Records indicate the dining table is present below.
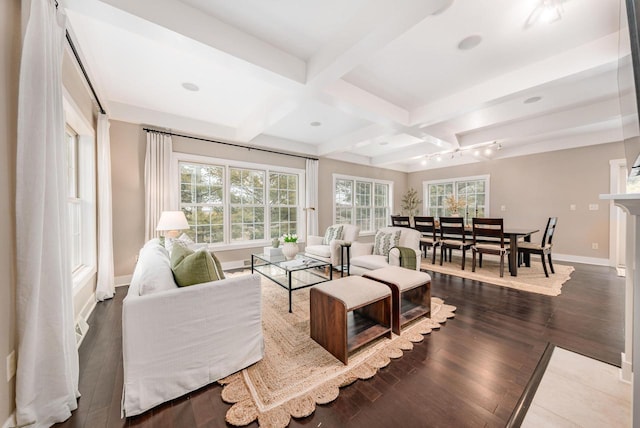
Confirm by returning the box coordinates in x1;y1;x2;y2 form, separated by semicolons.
502;228;539;276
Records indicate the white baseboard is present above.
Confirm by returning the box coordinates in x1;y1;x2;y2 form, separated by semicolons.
75;292;96;348
2;412;15;428
620;352;632;383
115;274;132;287
553;253;610;266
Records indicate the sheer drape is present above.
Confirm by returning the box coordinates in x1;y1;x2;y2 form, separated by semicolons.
305;159;319;236
15;0;80;425
96;114;114;301
144;131;173;241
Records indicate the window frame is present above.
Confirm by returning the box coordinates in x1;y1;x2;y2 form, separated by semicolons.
63;91;96;293
422;174;491;224
332;173;394;236
172;152;306;251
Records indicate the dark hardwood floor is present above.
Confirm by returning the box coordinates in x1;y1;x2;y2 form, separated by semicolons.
56;262;624;428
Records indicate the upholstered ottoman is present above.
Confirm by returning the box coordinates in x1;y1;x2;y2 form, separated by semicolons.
363;266;431;334
310;276;392;364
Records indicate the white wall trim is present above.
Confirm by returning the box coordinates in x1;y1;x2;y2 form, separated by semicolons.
553;253;610;266
115;274;133;287
2;412;15;428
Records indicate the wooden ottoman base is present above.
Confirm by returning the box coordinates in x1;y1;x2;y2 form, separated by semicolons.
310;277;392;364
364;266;431;335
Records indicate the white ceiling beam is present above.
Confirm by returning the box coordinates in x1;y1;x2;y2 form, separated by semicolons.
65;0;306;90
317;123;394;156
457;96;623;146
108;102;237;140
411;31;628;129
370;142;443;165
234;93;304;143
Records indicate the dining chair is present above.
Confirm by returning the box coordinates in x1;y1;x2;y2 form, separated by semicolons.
413;216;439;264
471;217;510;277
518;217;557;277
390;215;411;228
439;216;471;270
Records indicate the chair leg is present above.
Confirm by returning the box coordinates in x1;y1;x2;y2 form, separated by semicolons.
479;253;483;268
548;253;555;274
472;250;476;272
461;249;466;270
440;246;444;266
540;254;549;277
432;245;437;264
499;254;504;278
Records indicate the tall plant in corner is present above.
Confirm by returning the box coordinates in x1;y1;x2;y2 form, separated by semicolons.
400;187;422;216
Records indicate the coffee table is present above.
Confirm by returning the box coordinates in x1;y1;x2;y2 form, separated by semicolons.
251;253;332;313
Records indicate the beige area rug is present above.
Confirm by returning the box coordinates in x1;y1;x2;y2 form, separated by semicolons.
219;274;456;427
421;256;574;296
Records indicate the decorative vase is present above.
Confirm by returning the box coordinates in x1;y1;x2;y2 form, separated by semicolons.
282;242;298;260
272;238;280;248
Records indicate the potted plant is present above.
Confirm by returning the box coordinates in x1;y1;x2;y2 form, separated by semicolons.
400;187;422;218
444;195;466;217
281;233;298;260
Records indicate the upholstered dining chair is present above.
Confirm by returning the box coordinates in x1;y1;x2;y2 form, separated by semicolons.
439;216;472;270
518;217;557;277
471;217;510;277
413;216;439;264
390;215;411;228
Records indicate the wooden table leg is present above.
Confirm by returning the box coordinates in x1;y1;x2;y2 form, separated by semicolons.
509;235;518;276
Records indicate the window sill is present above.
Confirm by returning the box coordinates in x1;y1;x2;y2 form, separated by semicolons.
72;265;96;295
205;239;306;253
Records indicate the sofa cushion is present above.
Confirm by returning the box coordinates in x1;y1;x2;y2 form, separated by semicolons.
135;242;178;296
323;225;344;245
305;244;332;259
170;245;224;287
350;254;390;271
373;229;401;256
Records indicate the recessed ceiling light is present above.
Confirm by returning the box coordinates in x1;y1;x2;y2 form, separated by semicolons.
524;96;542;104
181;82;199;92
310;121;322;127
436;155;442;162
484;148;493;156
457;35;482;51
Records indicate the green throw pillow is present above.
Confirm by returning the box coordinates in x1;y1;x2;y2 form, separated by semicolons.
170;245;224;287
322;225;344;245
373;229;401;256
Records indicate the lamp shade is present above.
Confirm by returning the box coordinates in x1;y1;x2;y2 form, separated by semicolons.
156;210;190;231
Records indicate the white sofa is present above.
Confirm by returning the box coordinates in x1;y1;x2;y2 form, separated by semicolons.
121;239;263;417
349;227;422;276
304;224;360;267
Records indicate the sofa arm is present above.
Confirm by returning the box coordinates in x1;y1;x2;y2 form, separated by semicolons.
122;274;263;416
389;248;422;271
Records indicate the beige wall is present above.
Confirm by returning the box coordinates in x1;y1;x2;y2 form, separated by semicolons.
110;121;146;276
408;142;625;260
0;0;20;422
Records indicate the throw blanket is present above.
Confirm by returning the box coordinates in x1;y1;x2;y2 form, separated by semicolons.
391;246;416;270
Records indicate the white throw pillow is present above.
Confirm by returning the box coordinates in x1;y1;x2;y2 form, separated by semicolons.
373;229;401;256
322;225;344;245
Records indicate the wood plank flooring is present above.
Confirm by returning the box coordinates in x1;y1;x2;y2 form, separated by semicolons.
55;262;624;427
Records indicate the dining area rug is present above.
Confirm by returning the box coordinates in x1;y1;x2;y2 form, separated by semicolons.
219;273;456;427
421;256;574;296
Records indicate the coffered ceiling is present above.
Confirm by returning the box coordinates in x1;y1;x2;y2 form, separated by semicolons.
62;0;632;171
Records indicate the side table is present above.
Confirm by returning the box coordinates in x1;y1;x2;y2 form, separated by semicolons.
340;242;351;277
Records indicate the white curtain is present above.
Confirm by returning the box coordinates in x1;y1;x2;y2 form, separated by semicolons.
306;159;319;236
15;0;80;426
145;131;173;241
96;114;114;301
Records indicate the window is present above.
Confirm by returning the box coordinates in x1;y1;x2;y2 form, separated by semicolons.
63;95;96;290
423;175;490;225
333;175;393;234
176;155;303;247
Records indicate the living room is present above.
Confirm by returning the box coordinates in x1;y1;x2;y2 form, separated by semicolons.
1;0;638;427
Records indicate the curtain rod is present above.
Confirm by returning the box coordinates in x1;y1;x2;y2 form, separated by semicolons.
55;0;106;114
143;128;319;161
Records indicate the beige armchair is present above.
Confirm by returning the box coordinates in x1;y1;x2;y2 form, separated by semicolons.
349;227;422;276
304;224;360;267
